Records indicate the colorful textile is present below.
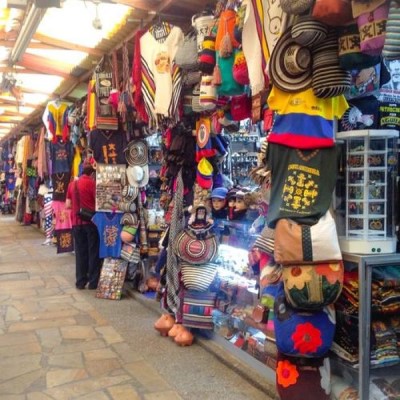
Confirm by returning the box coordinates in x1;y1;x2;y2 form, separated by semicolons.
267;87;348;149
92;212;123;259
266;143;338;228
52;172;70;202
182;289;217;330
52;201;72;230
45;101;70;143
140;24;184;127
50;141;74;174
89;130;127;165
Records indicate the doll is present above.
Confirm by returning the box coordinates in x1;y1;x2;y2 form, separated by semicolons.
210;187;228;220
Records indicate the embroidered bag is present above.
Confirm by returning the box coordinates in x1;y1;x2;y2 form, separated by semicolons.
217;54;244;96
311;0;353;26
274;283;336;358
230;94;251;121
182;289;217;330
357;3;389;56
282;261;344;310
174;30;199;71
383;0;400;60
274;211;342;265
276;353;331;400
120;242;141;264
180;262;218;291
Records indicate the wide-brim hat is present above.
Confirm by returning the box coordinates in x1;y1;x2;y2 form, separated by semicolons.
174;230;218;264
126;165;149;188
122;185;139;202
124;140;148;167
120;212;139;227
312;30;351;99
269;27;312;93
291;16;328;48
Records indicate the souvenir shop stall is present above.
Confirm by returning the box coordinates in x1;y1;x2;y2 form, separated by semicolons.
0;144;16;215
3;0;400;399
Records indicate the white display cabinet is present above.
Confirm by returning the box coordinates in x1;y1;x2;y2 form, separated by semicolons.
335;129;398;254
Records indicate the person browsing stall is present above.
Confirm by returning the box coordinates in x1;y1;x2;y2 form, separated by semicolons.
66;160;102;290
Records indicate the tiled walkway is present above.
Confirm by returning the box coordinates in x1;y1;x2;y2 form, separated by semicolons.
0;216;276;400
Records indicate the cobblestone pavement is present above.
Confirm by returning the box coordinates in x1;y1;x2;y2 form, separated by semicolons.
0;215;277;400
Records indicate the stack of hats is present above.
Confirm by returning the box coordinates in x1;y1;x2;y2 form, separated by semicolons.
197;157;214;189
312;29;352;99
125;140;149;188
120;212;139;243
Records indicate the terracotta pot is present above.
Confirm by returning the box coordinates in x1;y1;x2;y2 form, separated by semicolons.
174;328;194;346
154;314;175;336
168;323;186;339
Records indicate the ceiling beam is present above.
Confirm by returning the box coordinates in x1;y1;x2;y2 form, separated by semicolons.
32;33;104;57
18;53;79;79
0;66;49;74
0;97;38;108
110;0;161;12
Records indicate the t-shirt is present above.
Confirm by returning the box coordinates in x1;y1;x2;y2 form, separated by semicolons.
266;143;338;228
267;87;349;149
50;141;74;173
379;102;400;130
52;201;72;230
89;130;127;165
92;212;123;258
66;175;96;226
52;172;71;202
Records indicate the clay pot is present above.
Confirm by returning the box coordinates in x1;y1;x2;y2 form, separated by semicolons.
168;323;186;339
154;314;175;336
174;327;194;346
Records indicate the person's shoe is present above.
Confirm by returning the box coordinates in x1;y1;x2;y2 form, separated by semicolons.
88;285;97;290
76;285;86;290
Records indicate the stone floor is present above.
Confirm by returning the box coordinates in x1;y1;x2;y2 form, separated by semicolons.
0;215;277;400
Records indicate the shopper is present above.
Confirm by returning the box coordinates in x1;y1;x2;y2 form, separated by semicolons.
66;160;102;290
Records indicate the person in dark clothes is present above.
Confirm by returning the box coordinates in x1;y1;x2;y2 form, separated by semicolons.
66;160;102;290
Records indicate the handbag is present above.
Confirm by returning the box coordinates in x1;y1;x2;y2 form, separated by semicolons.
274;211;342;265
312;0;353;26
174;30;199;71
75;181;95;222
120;242;141;264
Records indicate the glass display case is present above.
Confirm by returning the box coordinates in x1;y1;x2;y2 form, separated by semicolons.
335;129;398;254
330;253;400;400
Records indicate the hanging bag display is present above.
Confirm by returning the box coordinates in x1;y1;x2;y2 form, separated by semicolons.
192;12;216;53
94;54;114;117
174;30;199;71
215;9;240;57
274;211;342;265
311;0;353;26
120;242;141;264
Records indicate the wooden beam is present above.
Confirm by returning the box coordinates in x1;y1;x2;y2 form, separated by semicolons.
0;97;38;108
32;33;104;57
0;67;46;75
110;0;160;12
18;53;78;79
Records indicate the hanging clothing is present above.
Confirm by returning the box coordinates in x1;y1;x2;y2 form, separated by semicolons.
242;0;288;94
37;128;48;179
140;24;184;127
43;100;70;143
92;212;123;259
50;141;74;173
89;129;127;165
267;87;349;149
52;172;71;202
266;144;338;228
132;29;149;124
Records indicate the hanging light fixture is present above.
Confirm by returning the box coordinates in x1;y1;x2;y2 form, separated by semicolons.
9;4;45;65
92;0;102;30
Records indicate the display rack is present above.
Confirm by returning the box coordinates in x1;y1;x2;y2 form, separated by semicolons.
335;129;398;254
332;253;400;400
